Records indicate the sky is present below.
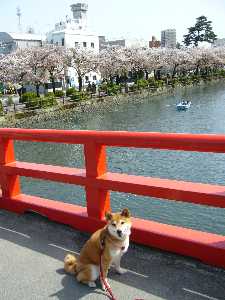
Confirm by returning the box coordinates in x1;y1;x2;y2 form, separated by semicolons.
0;0;225;42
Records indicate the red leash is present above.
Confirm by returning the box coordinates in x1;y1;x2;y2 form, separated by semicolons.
100;247;117;300
99;239;144;300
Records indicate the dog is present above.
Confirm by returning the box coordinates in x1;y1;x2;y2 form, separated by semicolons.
64;208;132;288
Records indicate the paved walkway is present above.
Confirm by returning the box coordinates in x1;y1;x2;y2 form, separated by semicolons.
0;210;225;300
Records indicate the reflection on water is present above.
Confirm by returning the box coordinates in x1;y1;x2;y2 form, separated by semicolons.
12;82;225;235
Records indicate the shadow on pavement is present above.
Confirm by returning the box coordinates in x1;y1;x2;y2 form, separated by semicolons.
0;210;225;300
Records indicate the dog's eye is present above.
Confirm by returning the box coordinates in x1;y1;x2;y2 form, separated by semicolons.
112;223;116;227
121;221;125;225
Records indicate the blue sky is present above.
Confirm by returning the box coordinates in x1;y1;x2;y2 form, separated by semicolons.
0;0;224;42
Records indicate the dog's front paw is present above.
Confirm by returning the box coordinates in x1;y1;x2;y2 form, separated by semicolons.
115;267;127;275
88;281;96;288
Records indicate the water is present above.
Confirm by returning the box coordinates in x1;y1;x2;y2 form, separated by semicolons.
12;82;225;235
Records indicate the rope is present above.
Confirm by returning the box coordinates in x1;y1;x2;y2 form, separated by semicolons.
100;247;117;300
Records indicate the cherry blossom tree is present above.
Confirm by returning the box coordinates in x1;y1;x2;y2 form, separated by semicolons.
25;47;50;97
67;47;98;91
42;46;67;94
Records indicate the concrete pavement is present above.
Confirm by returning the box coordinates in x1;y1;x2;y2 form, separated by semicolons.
0;209;225;300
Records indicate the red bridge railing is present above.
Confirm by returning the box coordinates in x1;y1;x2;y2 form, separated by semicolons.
0;128;225;268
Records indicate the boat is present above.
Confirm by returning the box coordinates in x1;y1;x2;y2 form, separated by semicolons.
176;100;191;111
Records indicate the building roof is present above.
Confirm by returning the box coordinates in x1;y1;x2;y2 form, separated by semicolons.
0;32;44;41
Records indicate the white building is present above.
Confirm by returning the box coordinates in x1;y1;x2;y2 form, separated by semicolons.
161;29;176;48
0;32;44;54
47;2;100;88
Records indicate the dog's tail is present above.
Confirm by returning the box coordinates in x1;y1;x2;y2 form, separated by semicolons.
64;254;77;275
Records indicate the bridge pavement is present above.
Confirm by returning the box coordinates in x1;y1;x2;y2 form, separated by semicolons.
0;209;225;300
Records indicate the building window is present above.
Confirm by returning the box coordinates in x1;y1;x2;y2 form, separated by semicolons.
75;42;79;47
85;76;89;82
93;75;97;81
91;42;94;48
62;38;65;46
50;39;53;44
83;42;87;47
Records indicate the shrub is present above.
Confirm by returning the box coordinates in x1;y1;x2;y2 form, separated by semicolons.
21;92;37;103
148;78;160;88
46;92;54;97
189;75;201;84
107;84;121;95
98;83;108;93
54;90;64;97
66;87;77;96
178;76;192;86
137;79;149;89
79;91;89;100
39;95;57;108
70;91;80;101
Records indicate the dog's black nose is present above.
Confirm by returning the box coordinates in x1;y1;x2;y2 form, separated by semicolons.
117;230;122;236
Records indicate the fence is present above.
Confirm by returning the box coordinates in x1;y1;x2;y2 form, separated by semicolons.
0;128;225;268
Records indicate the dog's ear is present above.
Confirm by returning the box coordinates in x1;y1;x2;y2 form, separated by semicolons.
121;208;131;218
105;211;113;221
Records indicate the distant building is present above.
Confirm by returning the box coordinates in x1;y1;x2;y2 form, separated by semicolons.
212;38;225;48
149;36;161;48
99;36;125;50
99;36;148;50
0;32;43;54
46;2;100;89
161;29;176;48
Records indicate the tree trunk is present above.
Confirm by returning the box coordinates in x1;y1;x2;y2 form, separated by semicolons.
36;84;40;97
195;65;200;75
51;77;56;94
145;71;149;80
78;75;83;92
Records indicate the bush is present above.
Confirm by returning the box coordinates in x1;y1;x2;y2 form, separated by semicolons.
66;87;77;96
98;83;108;93
189;75;201;84
218;69;225;77
178;76;192;86
107;84;121;95
70;91;80;101
148;78;160;88
46;92;54;97
136;79;149;89
21;92;37;103
39;95;57;108
54;90;64;97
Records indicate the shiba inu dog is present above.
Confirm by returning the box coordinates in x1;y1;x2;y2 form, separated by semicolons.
64;208;132;288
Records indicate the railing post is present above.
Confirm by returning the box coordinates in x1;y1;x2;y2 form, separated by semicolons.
84;142;110;220
0;138;21;198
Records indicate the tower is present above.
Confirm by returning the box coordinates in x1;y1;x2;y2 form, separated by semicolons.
70;2;88;30
16;6;22;32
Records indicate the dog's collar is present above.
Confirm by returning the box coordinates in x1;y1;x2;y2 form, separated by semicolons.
100;227;126;251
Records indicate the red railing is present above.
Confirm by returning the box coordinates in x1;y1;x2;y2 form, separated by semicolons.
0;128;225;268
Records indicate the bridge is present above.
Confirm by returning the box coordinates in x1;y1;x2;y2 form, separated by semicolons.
0;128;225;299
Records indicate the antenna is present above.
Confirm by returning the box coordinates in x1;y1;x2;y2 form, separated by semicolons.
16;6;22;32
